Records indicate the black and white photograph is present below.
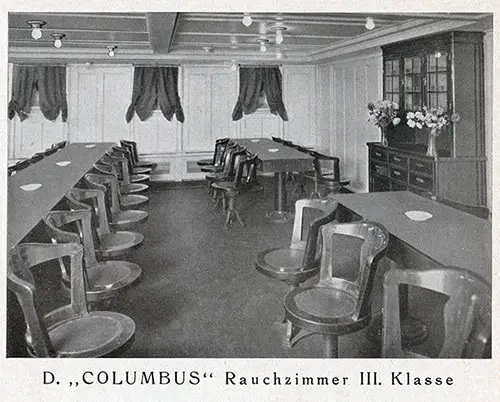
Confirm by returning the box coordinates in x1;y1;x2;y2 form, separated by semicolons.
1;3;497;401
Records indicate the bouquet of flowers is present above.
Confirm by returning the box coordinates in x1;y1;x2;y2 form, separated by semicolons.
406;106;459;134
367;100;401;128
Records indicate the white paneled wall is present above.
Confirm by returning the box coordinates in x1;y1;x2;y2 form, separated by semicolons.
8;63;318;180
317;49;382;192
283;66;317;147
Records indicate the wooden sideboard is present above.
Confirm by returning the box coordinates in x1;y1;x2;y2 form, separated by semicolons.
368;142;487;206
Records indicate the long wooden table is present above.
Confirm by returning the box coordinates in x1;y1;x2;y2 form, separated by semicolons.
7;142;115;250
232;138;314;223
331;191;491;345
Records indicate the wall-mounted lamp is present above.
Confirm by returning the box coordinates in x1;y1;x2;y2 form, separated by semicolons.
242;13;252;27
51;33;66;49
27;20;47;40
258;38;269;53
106;45;117;57
365;17;375;30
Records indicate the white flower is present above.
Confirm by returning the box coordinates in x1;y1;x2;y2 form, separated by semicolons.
406;112;415;119
416;122;422;129
407;119;416;128
392;117;401;126
415;111;424;120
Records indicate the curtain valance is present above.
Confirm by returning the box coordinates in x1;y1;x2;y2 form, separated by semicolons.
8;65;68;122
126;67;184;123
232;67;288;121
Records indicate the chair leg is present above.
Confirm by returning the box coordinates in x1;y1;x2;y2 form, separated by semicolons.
223;195;245;229
212;190;223;211
324;334;339;358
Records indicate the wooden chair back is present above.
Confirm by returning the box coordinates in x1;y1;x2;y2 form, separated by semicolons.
382;267;491;358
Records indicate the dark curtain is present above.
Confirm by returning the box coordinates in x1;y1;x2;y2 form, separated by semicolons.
126;67;184;123
232;67;288;121
8;65;68;122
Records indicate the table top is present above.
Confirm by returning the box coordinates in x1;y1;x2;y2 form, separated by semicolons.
331;191;491;281
7;142;114;250
232;138;314;173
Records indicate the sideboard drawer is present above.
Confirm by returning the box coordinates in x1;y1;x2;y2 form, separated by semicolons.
410;158;433;175
370;147;387;162
409;172;433;191
370;160;388;177
389;166;407;181
388;152;408;168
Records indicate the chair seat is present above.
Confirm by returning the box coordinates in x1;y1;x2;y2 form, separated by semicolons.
129;173;150;183
132;166;152;175
120;193;149;209
255;247;319;285
38;311;136;357
120;183;149;194
197;159;213;166
60;260;142;301
284;286;371;335
135;161;156;169
96;231;144;258
201;165;224;173
110;210;148;230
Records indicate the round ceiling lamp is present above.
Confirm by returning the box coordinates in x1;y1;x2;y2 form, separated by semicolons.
106;45;117;57
27;20;47;40
51;33;66;49
258;38;269;53
242;13;252;27
365;17;375;30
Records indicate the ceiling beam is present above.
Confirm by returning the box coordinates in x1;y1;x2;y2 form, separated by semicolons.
147;13;178;54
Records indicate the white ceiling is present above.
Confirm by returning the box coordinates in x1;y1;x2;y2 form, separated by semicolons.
8;12;492;63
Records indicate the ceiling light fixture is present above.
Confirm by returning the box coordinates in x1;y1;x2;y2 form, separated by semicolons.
276;49;283;60
242;13;252;27
106;45;117;57
51;33;65;49
365;17;375;30
230;61;237;72
202;46;213;53
269;25;287;45
27;20;47;40
258;39;269;53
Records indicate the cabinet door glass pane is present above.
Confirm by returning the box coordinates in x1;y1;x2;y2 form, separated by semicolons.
385;61;392;74
405;94;413;110
393;77;399;92
437;93;447;109
385;77;392;92
392;94;399;105
437;73;447;92
404;58;412;74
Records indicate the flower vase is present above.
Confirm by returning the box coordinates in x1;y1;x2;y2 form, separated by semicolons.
426;128;438;157
380;127;388;147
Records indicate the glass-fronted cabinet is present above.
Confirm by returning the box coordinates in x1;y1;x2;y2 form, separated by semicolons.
371;31;487;208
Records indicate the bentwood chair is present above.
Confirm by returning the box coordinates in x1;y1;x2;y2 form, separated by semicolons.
211;153;259;229
8;242;136;357
255;198;338;286
197;137;230;167
205;145;245;195
8;159;31;176
305;152;350;198
283;221;389;357
92;162;149;209
110;147;150;183
82;174;148;230
111;146;152;177
65;188;145;257
382;267;491;358
120;139;157;170
200;142;237;174
44;209;142;304
100;154;149;194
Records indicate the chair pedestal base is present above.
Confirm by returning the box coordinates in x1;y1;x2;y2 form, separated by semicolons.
366;314;428;347
283;321;339;358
